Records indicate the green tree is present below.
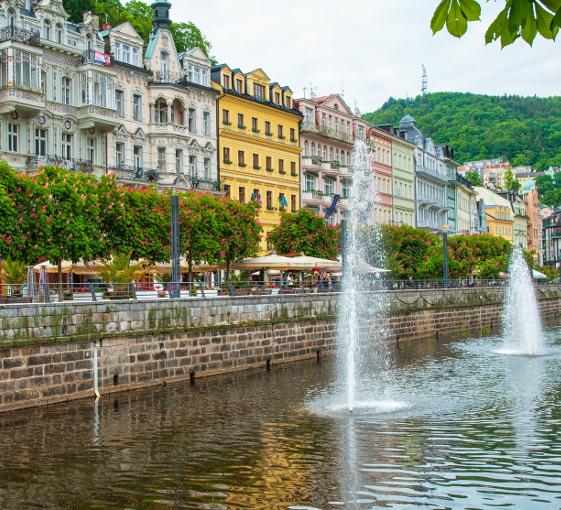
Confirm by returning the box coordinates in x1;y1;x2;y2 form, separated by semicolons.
431;0;561;47
465;170;482;186
363;92;561;169
179;192;224;285
219;199;262;282
269;209;341;259
32;167;105;299
63;0;95;23
170;21;213;58
503;167;522;192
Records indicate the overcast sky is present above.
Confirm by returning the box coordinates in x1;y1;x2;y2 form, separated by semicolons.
172;0;561;114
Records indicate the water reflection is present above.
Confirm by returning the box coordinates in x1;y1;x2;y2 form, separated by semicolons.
0;334;560;509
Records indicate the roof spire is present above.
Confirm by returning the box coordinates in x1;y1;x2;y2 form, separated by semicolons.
151;0;172;31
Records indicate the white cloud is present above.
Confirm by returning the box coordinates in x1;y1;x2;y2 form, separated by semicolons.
172;0;561;113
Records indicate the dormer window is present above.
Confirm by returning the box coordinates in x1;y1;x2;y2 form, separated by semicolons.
222;75;230;89
236;78;243;92
274;92;280;104
188;63;209;86
116;42;140;66
254;83;265;100
285;96;292;108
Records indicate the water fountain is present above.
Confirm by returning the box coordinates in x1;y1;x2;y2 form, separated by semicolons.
336;141;393;413
500;247;545;356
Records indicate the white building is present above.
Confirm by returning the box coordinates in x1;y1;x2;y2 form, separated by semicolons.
0;0;218;192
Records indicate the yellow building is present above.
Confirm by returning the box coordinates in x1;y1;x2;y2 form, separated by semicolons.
211;65;302;250
474;187;514;242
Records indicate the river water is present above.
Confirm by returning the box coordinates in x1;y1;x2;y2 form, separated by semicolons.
1;330;561;509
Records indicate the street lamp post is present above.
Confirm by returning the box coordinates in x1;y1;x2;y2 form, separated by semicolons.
170;195;181;298
442;224;449;285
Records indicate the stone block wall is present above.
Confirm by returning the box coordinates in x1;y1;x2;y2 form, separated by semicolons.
0;286;560;413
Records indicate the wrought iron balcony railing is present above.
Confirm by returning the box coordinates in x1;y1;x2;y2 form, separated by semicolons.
0;26;40;47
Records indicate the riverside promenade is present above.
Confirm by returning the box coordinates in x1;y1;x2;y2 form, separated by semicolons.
1;286;561;414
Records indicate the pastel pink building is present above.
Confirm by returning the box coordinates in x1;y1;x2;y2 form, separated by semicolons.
369;127;393;224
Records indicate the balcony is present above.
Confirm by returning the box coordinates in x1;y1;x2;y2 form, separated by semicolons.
302;190;323;205
150;122;190;138
301;121;353;144
0;26;40;47
110;165;159;183
415;165;447;184
302;155;323;168
188;176;221;192
81;50;111;67
78;104;119;132
0;86;44;116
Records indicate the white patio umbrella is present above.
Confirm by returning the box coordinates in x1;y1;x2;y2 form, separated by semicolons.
532;269;547;280
287;255;341;271
233;254;296;271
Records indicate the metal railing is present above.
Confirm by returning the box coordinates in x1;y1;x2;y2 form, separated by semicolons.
0;26;40;47
110;166;159;182
1;279;556;305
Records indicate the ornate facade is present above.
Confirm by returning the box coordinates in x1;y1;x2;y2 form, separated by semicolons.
0;0;218;192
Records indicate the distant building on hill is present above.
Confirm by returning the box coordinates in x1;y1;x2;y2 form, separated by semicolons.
460;158;511;189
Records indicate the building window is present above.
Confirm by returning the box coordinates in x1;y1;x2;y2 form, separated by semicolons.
203;111;210;135
188;63;209;86
253;153;260;169
224;184;231;197
43;20;51;40
305;173;316;192
222;75;230;89
132;94;142;121
237;113;245;129
291;161;297;176
266;156;272;171
236;78;243;92
115;90;124;117
265;121;272;136
87;137;96;163
160;51;169;81
254;83;265;100
278;159;285;174
239;186;246;205
278;125;284;139
290;128;296;142
155;98;168;124
223;147;231;164
189;155;196;177
188;108;196;132
62;77;72;105
324;177;334;195
252;117;258;132
266;190;273;210
134;145;143;169
274;92;280;104
291;194;297;212
285;96;292;109
222;109;230;125
238;150;246;167
115;142;125;167
56;24;63;44
61;132;72;160
175;149;183;173
116;42;140;66
157;147;166;171
204;157;211;179
35;128;46;156
14;51;40;91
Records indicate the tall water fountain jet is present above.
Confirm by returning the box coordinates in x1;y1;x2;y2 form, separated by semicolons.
337;141;389;412
501;247;545;356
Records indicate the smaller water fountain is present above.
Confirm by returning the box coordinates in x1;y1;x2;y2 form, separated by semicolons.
500;247;545;356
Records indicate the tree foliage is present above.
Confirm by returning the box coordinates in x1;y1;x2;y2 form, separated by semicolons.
431;0;561;47
62;0;214;59
465;170;482;186
535;172;561;206
269;209;341;259
363;92;561;169
503;167;522;192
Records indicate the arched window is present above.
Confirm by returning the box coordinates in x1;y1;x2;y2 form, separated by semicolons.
43;20;51;40
335;148;340;162
329;147;334;161
304;140;309;157
311;142;315;156
323;146;327;160
317;144;321;160
8;8;15;28
155;98;168;124
86;34;92;51
56;23;63;44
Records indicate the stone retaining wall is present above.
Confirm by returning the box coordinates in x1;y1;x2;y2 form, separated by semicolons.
0;287;560;413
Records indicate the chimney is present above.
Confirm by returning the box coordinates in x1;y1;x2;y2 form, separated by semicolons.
83;11;100;30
